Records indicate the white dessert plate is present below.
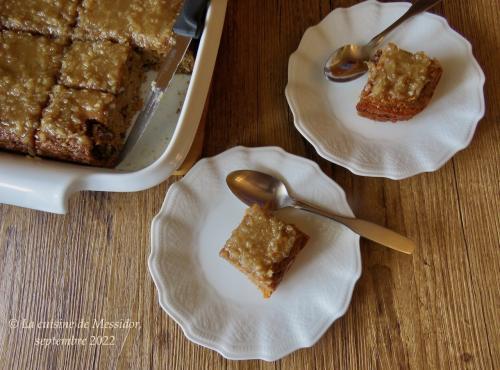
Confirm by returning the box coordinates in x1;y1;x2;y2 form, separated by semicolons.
285;0;485;179
149;146;361;361
0;0;227;213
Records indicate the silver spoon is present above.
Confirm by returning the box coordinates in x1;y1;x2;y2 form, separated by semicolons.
226;170;415;254
324;0;442;82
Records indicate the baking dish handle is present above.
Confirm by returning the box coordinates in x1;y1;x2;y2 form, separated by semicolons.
0;155;83;214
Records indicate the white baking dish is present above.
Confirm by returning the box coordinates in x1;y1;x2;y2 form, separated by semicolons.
0;0;227;214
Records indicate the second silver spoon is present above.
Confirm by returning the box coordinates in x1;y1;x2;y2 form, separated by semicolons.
324;0;442;82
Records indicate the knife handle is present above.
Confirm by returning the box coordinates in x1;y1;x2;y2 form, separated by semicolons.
173;0;209;39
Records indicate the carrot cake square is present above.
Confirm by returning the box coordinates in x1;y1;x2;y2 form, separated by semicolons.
35;85;132;167
0;0;79;37
0;31;63;154
74;0;183;59
59;40;142;95
220;204;309;298
356;43;442;122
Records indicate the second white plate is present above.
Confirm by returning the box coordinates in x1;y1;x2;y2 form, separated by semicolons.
285;0;485;179
149;146;361;361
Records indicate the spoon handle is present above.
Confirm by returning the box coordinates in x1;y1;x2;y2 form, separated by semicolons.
293;200;415;254
368;0;442;48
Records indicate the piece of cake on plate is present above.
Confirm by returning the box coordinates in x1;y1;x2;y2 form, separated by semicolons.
356;43;442;122
220;204;309;298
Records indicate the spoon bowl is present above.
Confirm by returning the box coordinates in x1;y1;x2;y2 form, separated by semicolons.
324;0;442;82
324;44;370;82
226;170;293;210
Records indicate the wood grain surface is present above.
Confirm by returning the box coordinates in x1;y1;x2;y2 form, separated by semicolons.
0;1;498;369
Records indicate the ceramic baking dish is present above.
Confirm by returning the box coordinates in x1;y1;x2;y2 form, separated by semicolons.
0;0;227;214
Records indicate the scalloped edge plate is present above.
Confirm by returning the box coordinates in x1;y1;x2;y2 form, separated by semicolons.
149;146;361;361
285;0;485;179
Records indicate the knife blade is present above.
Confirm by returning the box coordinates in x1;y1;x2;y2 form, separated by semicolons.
119;0;209;162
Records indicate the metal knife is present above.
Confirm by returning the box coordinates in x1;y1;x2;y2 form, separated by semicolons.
119;0;209;162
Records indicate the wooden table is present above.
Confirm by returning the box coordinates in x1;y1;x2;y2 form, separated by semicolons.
1;1;498;369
